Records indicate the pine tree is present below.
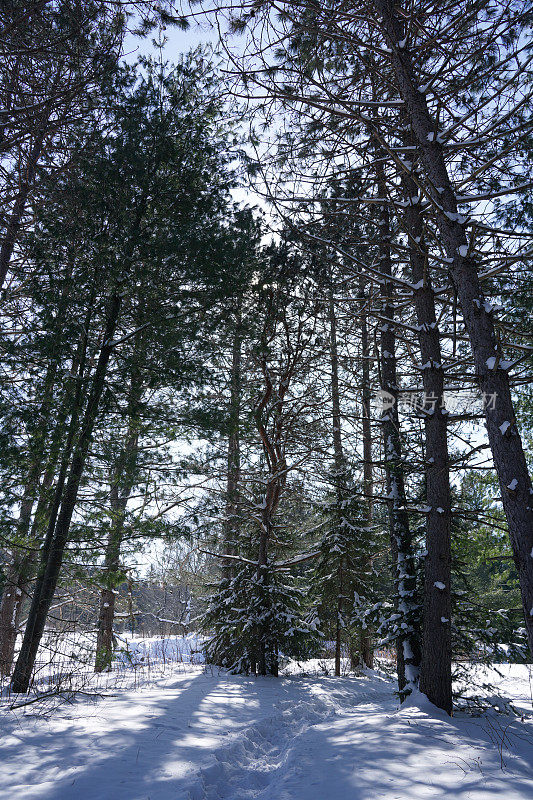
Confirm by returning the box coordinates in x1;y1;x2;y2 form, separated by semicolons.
315;484;379;675
203;563;320;675
8;53;236;691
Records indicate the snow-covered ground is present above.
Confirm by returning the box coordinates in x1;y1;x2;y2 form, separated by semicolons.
0;631;207;700
113;632;206;668
1;655;532;800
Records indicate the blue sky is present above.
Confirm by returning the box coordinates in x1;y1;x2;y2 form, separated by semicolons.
123;16;219;64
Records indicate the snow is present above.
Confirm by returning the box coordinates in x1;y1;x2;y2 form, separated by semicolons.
500;421;511;434
486;357;512;372
114;634;206;667
483;300;504;314
434;582;446;590
395;687;452;722
1;660;532;800
403;641;413;660
507;479;519;491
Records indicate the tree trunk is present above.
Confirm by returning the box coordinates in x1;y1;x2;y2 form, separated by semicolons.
0;270;76;674
328;282;346;491
373;0;533;661
0;446;70;676
403;166;453;714
95;377;142;672
374;155;421;698
0;564;25;677
359;278;374;669
94;493;124;673
328;281;346;678
257;503;270;677
11;293;122;692
0;128;46;288
223;309;242;577
253;332;288;678
0;386;69;676
0;486;37;675
6;286;97;680
335;573;343;677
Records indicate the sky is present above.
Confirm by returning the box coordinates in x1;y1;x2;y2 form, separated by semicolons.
123;18;219;64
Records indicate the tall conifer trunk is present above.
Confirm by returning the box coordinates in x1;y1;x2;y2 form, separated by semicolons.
374;154;421;697
328;279;347;677
0;491;37;676
0;272;81;675
95;375;141;672
253;304;288;678
372;0;533;660
402;165;452;714
94;488;129;673
359;279;374;669
11;293;122;692
0;127;46;288
223;307;242;577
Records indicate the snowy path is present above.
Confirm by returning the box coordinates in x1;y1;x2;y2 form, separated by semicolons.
1;666;532;800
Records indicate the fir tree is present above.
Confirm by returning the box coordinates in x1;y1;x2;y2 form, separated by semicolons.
315;484;380;674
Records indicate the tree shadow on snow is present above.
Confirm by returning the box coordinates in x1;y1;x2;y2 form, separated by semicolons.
0;670;276;800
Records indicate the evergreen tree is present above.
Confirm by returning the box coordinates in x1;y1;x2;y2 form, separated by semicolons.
8;53;236;691
314;484;379;674
203;563;320;675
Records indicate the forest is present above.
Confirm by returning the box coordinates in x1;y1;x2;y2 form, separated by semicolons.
0;2;532;798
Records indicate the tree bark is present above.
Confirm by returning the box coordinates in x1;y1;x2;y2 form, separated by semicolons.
328;280;347;677
0;127;46;289
95;376;142;672
359;278;374;669
0;563;25;677
11;293;122;692
223;308;242;578
373;0;533;660
0;270;77;674
94;488;126;673
403;166;452;714
5;281;98;680
253;313;289;677
374;156;421;698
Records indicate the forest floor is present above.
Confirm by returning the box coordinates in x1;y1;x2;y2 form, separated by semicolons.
1;657;532;800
